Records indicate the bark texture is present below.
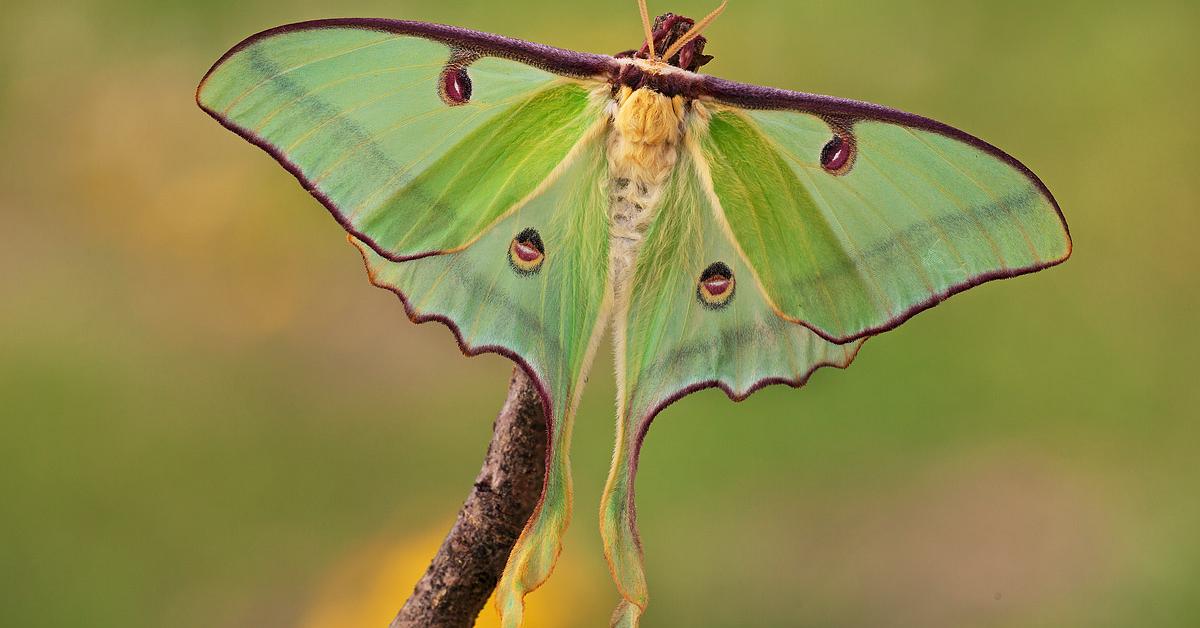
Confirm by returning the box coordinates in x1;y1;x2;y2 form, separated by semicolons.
391;366;547;628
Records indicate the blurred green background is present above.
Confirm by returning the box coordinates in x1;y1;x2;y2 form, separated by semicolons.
1;0;1196;626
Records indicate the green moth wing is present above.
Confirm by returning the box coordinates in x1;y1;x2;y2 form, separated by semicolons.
601;133;864;627
597;77;1070;622
354;126;612;627
198;19;621;627
696;104;1071;343
197;19;615;260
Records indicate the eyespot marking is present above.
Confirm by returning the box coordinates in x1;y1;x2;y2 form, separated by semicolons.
439;66;472;106
820;129;857;176
697;261;735;309
509;228;545;275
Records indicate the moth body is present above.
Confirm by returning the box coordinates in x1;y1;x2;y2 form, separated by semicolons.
607;84;687;296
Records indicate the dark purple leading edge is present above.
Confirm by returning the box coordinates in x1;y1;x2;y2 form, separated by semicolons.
200;17;619;83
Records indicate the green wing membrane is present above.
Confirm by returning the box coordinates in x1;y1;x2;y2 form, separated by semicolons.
355;127;611;627
602;140;863;627
198;26;596;258
701;109;1071;342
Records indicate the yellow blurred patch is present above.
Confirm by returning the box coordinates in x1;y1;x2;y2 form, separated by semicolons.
302;522;592;628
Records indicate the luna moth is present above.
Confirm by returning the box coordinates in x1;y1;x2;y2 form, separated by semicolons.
197;2;1071;626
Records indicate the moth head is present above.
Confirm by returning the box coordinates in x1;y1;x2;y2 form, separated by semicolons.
652;13;715;72
621;2;723;72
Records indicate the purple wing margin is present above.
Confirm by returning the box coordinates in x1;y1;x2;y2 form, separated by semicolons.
200;17;620;84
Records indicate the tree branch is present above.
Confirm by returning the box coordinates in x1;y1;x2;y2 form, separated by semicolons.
391;366;547;628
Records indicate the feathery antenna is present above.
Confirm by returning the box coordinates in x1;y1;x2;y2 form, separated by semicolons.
637;0;657;62
661;0;727;63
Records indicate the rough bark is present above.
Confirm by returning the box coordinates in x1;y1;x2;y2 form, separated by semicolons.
391;366;547;628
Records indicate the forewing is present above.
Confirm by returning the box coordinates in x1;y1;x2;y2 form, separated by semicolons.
696;98;1070;343
602;139;862;626
197;19;616;259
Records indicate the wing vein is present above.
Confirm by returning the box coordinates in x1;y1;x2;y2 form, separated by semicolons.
224;35;400;115
903;128;1041;263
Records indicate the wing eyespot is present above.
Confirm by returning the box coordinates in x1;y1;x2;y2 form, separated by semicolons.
820;130;857;176
509;228;545;275
439;66;472;106
697;261;735;309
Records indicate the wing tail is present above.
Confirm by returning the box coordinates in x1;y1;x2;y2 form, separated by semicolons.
601;141;861;626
